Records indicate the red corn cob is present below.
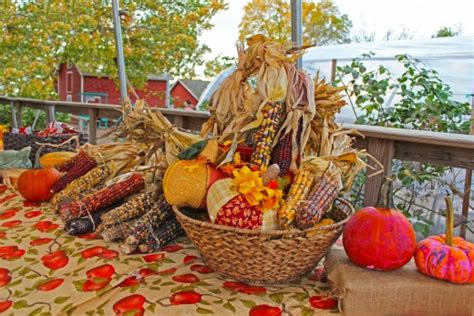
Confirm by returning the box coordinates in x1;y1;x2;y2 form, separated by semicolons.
270;132;292;176
51;152;97;193
59;173;145;222
56;151;88;172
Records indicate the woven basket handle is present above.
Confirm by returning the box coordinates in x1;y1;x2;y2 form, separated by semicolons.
34;135;80;168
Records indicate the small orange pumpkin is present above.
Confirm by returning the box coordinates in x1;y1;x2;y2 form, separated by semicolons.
414;197;474;284
17;168;61;202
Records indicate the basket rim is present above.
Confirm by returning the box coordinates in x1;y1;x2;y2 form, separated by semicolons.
172;197;354;237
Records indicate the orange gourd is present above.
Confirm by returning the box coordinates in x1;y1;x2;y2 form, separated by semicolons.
39;152;76;168
17;168;61;202
414;197;474;284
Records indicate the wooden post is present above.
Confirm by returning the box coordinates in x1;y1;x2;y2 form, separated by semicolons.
460;96;474;238
46;105;55;123
15;103;22;127
88;108;98;145
364;138;395;206
173;115;184;129
330;59;337;84
10;101;18;128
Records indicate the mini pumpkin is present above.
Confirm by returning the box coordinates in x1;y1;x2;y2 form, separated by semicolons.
414;197;474;284
17;168;61;202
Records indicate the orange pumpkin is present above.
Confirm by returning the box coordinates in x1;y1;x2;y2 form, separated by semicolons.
17;168;61;202
343;182;416;271
414;197;474;284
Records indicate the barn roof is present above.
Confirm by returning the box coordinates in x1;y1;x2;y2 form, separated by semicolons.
172;79;209;100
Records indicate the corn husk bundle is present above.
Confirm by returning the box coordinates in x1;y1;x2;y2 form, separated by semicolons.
80;142;148;177
113;99;202;165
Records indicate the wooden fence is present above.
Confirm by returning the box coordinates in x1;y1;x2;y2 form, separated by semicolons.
1;96;473;236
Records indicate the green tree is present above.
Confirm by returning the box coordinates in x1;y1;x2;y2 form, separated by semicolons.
0;0;226;99
204;55;235;79
432;26;461;38
239;0;352;46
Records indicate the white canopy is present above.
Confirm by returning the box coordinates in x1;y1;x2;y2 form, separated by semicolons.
198;36;474;121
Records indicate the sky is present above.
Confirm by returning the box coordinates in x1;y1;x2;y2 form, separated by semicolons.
199;0;474;61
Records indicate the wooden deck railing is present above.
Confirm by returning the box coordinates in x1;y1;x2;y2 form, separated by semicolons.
2;96;473;236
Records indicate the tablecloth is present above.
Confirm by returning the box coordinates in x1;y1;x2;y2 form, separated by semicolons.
0;184;339;316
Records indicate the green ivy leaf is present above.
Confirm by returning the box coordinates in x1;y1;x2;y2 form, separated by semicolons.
13;300;28;309
269;292;284;304
196;307;214;314
54;296;70;304
240;299;256;308
223;302;236;313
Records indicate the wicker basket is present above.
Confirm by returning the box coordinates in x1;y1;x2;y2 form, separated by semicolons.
172;198;354;284
3;133;87;162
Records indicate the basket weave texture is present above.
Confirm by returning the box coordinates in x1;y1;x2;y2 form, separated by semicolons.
172;198;354;284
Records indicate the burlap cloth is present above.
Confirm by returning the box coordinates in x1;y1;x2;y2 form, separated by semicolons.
325;249;474;316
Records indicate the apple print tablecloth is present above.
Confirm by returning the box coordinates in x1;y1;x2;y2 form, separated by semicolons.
0;185;340;316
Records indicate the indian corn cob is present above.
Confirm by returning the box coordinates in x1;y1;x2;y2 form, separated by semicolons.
100;218;140;243
278;169;314;228
51;165;110;209
119;197;172;254
65;206;114;236
100;191;158;227
51;152;97;193
295;173;341;230
56;151;88;172
250;102;285;168
59;173;145;222
270;132;292;176
137;217;183;253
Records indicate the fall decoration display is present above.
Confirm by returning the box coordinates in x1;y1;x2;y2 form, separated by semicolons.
414;197;474;284
343;183;416;271
17;167;61;202
39;151;76;169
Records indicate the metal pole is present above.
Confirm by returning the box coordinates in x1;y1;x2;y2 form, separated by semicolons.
112;0;128;104
291;0;303;69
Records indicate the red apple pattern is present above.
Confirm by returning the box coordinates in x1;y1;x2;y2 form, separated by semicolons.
0;187;340;315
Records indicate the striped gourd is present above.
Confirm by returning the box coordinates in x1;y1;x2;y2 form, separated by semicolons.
59;173;145;222
278;169;314;228
250;102;284;168
51;152;97;193
51;165;110;209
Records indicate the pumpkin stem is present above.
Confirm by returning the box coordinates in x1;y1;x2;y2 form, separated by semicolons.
377;178;394;208
444;196;454;247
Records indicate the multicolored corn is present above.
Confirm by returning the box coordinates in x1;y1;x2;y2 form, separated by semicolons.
251;102;285;168
51;165;110;209
270;132;292;176
51;152;97;193
56;151;87;172
295;174;340;229
59;173;145;222
119;197;173;254
137;217;183;253
100;219;139;243
278;169;314;228
100;191;158;227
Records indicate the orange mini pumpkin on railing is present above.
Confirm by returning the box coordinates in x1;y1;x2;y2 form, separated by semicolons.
414;196;474;284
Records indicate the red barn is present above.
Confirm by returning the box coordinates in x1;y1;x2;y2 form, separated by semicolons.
57;63;170;107
170;79;209;110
